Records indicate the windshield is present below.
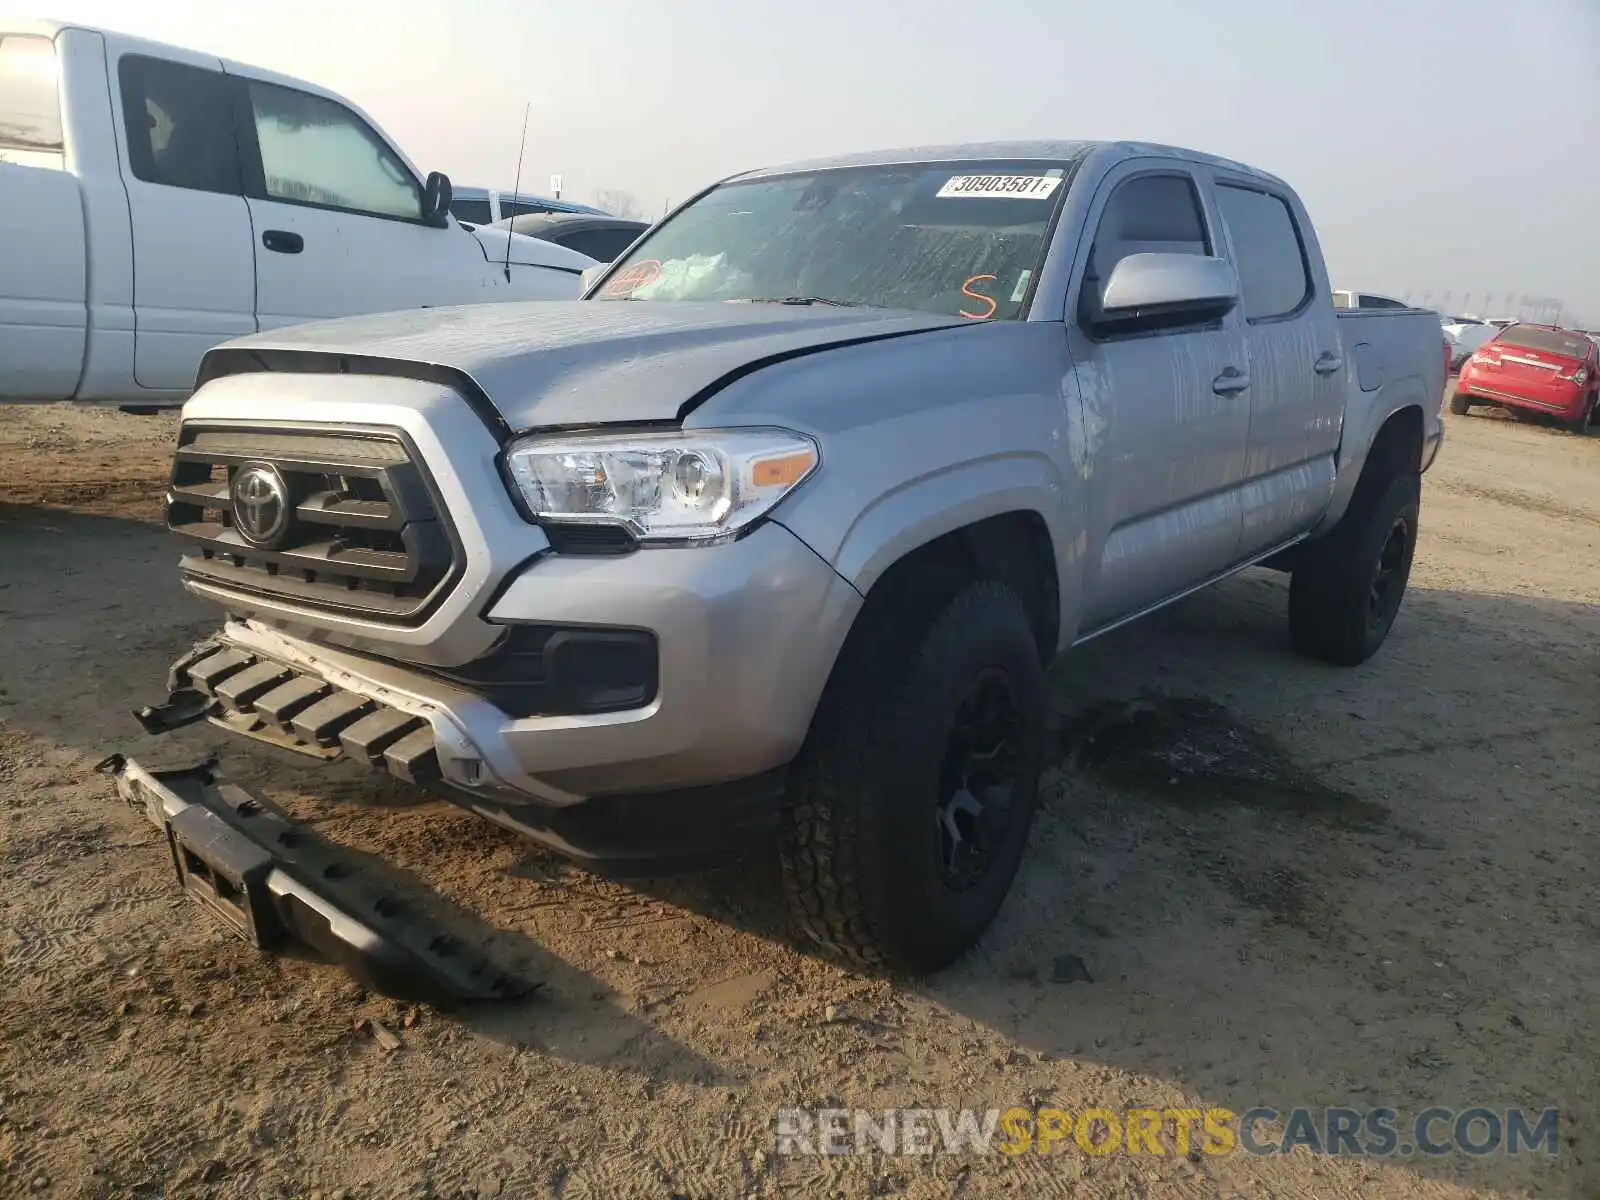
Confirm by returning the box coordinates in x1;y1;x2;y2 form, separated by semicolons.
1494;326;1591;359
592;159;1077;320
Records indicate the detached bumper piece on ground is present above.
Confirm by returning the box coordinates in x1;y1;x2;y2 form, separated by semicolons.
95;753;531;1006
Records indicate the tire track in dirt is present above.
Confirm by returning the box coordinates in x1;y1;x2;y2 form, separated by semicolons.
1434;477;1600;526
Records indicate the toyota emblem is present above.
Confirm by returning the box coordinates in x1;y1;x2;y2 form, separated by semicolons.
230;462;291;548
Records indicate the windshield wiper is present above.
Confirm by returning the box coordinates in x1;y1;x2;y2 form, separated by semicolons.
743;296;866;308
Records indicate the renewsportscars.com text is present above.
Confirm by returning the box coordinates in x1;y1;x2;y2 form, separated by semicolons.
776;1106;1559;1158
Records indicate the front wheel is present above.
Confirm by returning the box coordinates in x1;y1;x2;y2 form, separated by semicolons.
1448;391;1473;416
780;580;1046;974
1289;468;1421;666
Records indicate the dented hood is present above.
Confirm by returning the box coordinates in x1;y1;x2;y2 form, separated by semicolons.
207;301;966;431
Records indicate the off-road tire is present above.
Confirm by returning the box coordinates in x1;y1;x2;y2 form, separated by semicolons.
780;580;1046;974
1289;466;1420;666
1448;391;1472;416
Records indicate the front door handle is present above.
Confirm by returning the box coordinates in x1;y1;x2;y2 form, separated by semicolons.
1314;351;1344;375
261;229;304;254
1212;366;1251;396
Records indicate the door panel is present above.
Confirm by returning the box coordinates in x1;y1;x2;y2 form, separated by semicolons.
0;34;85;400
110;46;256;392
1069;167;1252;630
227;70;490;329
1211;178;1343;557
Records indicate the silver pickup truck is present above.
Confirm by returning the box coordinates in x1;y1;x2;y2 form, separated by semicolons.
142;141;1445;975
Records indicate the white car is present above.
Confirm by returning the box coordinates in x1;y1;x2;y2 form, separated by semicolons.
1441;320;1499;369
0;21;595;407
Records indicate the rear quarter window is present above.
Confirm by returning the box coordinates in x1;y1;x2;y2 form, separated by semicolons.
1216;184;1311;321
1495;327;1592;358
561;227;645;262
0;33;64;162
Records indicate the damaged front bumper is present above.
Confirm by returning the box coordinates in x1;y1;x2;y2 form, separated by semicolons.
140;636;452;786
96;753;530;1005
139;631;787;873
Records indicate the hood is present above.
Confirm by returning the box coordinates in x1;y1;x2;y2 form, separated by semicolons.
468;226;596;274
206;301;967;431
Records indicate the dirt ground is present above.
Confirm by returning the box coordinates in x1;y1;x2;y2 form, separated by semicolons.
1;400;1596;1200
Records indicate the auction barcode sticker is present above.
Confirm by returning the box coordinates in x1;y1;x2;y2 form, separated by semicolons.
937;174;1063;200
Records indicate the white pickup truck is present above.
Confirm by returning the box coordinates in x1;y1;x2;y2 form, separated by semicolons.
0;20;593;407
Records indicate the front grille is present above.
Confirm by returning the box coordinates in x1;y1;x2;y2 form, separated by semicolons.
167;426;461;624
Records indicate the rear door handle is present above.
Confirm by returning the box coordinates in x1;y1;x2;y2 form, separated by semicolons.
1314;351;1344;375
261;230;303;254
1212;367;1251;396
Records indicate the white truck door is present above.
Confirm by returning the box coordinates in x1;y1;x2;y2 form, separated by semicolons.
0;32;86;401
108;44;256;393
223;68;491;328
1067;167;1252;630
1210;176;1344;559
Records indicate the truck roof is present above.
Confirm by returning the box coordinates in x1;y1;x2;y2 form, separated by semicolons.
7;16;424;177
733;140;1288;189
4;17;346;101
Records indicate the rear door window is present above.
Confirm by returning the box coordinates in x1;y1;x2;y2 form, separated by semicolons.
1494;327;1592;358
562;227;643;262
1215;184;1311;321
118;54;242;195
0;33;63;163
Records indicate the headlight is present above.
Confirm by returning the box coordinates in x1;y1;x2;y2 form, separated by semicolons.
504;428;819;544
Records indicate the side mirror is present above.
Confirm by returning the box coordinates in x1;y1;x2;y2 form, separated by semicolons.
579;264;606;297
1097;253;1239;331
422;171;454;228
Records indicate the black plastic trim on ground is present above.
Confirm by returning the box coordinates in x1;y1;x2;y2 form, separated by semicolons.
95;754;532;1006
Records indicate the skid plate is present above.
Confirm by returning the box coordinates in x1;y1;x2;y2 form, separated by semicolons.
96;754;531;1006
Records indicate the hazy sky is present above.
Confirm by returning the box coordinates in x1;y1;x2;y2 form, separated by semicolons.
43;0;1600;323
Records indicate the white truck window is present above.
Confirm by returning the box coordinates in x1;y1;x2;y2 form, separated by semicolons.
246;81;422;221
1216;184;1311;321
0;34;64;162
118;55;242;195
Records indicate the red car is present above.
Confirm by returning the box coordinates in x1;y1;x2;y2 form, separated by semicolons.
1452;325;1598;433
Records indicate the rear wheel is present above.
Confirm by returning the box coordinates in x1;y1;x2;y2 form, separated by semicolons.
780;580;1046;973
1289;467;1420;666
1567;393;1597;435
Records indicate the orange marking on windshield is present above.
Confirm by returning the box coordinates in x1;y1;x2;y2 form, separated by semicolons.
602;259;661;296
960;275;998;320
